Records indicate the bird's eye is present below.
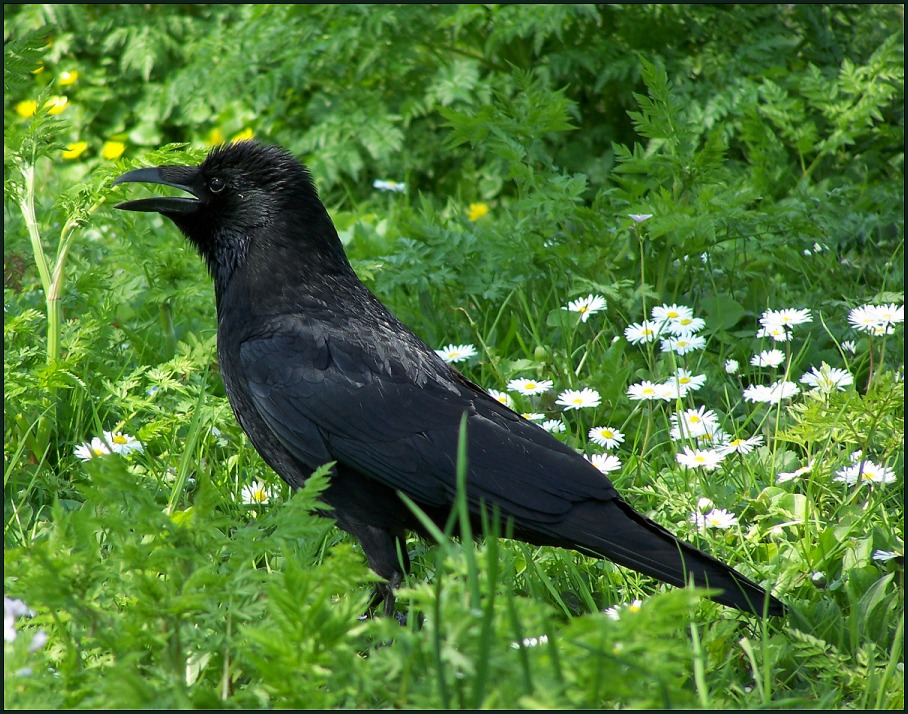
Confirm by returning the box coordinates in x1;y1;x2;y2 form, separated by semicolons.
209;176;226;193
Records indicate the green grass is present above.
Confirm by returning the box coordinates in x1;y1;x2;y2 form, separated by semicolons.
4;4;904;709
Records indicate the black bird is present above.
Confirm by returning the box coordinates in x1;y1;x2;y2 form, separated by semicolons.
113;141;785;618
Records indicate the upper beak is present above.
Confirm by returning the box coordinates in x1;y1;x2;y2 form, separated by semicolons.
112;165;204;214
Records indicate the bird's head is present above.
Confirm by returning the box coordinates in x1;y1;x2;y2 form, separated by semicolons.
113;141;344;291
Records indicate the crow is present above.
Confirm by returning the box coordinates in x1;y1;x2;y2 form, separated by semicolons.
113;141;785;618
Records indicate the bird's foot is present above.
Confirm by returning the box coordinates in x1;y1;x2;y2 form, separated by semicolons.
358;582;421;627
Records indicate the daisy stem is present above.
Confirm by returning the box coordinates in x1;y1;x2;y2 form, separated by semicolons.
867;335;875;391
642;402;653;454
635;225;647;318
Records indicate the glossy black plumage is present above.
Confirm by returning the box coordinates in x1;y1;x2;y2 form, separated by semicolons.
113;141;785;617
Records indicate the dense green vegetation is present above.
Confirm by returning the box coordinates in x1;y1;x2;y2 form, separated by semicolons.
4;4;903;709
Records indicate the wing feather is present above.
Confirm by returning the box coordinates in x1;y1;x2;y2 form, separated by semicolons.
238;320;618;527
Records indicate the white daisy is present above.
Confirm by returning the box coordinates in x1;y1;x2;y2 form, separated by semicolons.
847;305;885;334
372;179;406;193
660;380;683;400
675;446;726;471
756;325;792;342
751;349;786;368
720;435;764;455
585;452;622;474
510;634;549;649
102;430;144;456
629;213;653;223
660;333;706;355
588;426;625;449
624;320;662;344
874;303;905;327
664;316;706;335
799;364;854;393
760;308;812;330
556;388;601;410
847;304;902;334
872;303;903;326
435;343;478;363
743;380;799;404
697;426;730;448
241;480;279;505
507;377;554;395
488;389;514;408
521;412;546;422
651;303;694;325
841;340;857;354
690;508;738;530
777;460;814;483
541;419;566;433
626;380;663;401
666;369;706;396
562;294;607;322
669;407;720;440
74;437;111;461
834;460;896;486
725;359;739;374
604;598;643;620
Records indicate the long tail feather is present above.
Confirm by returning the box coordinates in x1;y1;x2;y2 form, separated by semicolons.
557;499;785;616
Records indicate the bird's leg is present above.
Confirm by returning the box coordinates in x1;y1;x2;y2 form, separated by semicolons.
365;571;406;624
343;521;411;624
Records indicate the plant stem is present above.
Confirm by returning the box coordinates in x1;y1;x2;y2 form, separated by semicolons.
18;163;57;363
18;161;105;365
636;226;648;319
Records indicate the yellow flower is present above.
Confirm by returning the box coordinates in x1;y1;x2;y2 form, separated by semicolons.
231;127;254;142
208;127;225;145
63;141;89;160
31;64;44;75
468;202;489;222
15;100;38;118
101;141;126;160
58;70;79;86
45;96;68;114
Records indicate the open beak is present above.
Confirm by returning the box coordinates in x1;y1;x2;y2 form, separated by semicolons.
112;165;204;214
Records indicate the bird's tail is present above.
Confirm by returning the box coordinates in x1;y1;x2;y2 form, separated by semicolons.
556;498;785;617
